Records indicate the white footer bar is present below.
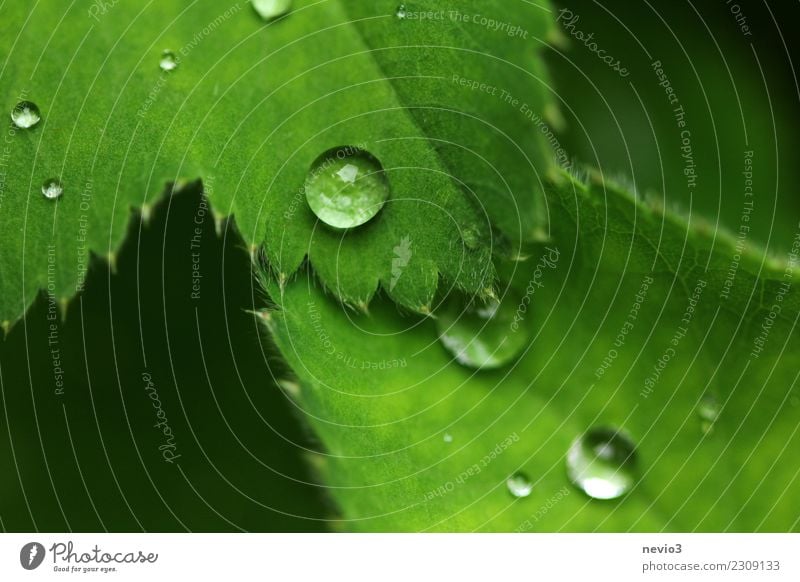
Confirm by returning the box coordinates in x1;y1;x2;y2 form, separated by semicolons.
1;534;796;581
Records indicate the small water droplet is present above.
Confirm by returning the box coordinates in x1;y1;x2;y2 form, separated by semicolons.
697;394;720;423
252;0;292;21
159;50;178;72
41;178;63;200
11;101;41;129
443;432;453;443
566;427;637;500
395;4;407;19
507;472;533;498
435;293;529;370
305;146;390;229
697;394;720;434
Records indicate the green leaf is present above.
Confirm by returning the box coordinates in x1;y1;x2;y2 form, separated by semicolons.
263;171;800;531
0;0;557;325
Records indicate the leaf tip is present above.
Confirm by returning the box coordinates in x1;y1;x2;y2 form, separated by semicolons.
213;211;226;236
303;451;330;475
249;309;274;330
107;251;118;273
277;378;301;399
543;102;566;133
58;297;70;323
546;24;570;50
140;204;152;226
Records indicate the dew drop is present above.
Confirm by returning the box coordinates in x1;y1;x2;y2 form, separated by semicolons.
507;472;533;498
41;178;63;201
11;101;41;129
159;50;178;72
305;146;390;229
252;0;292;21
566;427;637;500
396;4;407;19
443;432;453;443
697;394;721;435
697;394;720;424
435;293;529;370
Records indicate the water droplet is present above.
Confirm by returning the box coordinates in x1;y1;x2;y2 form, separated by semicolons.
11;101;41;129
507;472;533;498
159;50;178;72
396;4;407;19
566;427;637;500
252;0;292;21
443;432;453;443
41;178;63;201
435;293;528;370
697;394;721;435
697;394;720;424
305;146;390;229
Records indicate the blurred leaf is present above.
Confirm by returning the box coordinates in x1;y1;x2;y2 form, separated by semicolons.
545;0;800;247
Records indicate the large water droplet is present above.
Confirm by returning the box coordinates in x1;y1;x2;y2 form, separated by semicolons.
41;178;63;201
566;427;637;500
252;0;292;21
396;4;407;19
507;472;533;498
11;101;41;129
159;50;178;72
305;146;390;229
435;293;528;370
